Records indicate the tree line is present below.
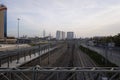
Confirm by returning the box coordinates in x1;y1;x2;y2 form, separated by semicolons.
91;33;120;47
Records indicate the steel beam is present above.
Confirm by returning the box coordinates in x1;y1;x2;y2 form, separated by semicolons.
0;67;120;72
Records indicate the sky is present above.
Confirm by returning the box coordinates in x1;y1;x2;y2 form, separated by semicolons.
1;0;120;38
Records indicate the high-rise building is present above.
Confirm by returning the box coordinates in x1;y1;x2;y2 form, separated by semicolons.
67;32;74;40
56;30;65;40
0;4;7;39
56;31;61;40
43;30;46;38
62;31;65;40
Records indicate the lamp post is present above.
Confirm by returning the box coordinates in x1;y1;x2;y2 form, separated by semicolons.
16;18;20;63
47;45;49;65
18;18;20;39
39;45;41;65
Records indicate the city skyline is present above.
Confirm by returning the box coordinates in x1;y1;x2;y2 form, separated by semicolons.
1;0;120;38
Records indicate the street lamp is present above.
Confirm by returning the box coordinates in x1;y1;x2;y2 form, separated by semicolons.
16;18;20;63
39;45;41;65
18;18;20;39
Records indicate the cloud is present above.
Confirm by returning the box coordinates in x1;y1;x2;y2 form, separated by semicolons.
2;0;120;37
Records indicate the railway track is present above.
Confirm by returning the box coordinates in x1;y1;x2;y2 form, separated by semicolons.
45;42;98;80
30;42;98;80
37;43;73;80
76;47;96;80
19;43;69;80
0;42;117;80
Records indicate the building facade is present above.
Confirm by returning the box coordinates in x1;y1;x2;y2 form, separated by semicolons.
0;4;7;39
67;32;74;40
43;30;46;38
56;31;61;40
62;31;65;40
56;31;65;40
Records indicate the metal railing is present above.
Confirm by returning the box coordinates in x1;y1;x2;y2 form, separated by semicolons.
0;66;120;80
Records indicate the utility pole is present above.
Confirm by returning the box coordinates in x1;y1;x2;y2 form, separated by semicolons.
39;45;41;65
105;43;108;66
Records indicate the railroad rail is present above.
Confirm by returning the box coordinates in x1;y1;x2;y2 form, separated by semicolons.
0;41;120;80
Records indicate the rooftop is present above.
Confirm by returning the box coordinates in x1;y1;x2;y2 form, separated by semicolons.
0;4;7;10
